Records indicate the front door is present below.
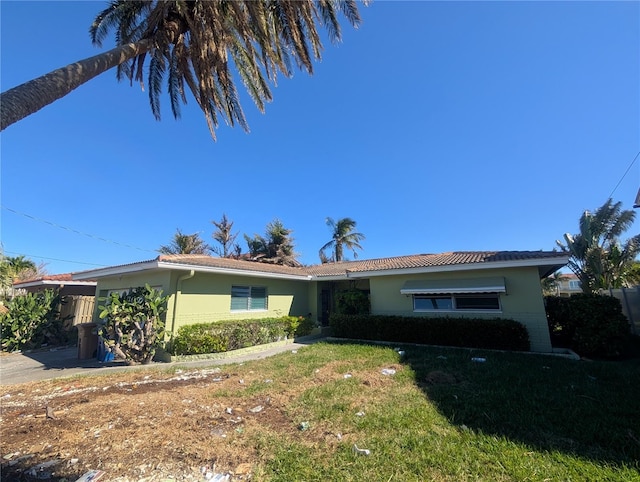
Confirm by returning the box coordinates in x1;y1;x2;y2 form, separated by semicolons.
320;289;331;326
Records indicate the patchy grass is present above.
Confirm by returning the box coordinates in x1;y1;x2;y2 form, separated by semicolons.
1;341;639;481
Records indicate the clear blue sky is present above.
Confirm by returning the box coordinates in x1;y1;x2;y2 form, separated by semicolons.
1;1;638;275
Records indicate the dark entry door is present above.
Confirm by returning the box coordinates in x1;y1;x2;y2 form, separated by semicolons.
321;289;331;326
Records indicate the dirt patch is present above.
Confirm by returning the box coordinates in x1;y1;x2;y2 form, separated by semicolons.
0;368;296;481
1;359;403;481
1;353;408;482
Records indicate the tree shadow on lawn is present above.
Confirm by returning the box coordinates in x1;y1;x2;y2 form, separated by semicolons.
333;340;640;468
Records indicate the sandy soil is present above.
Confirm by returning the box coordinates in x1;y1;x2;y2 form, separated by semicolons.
1;356;403;482
1;366;292;481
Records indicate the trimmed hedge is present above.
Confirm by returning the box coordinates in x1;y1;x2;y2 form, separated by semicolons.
545;294;631;358
171;316;313;356
330;314;530;351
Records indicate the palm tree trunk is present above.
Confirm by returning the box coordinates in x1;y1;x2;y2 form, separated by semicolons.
1;40;152;131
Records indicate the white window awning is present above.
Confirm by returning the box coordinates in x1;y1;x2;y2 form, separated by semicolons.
400;277;506;295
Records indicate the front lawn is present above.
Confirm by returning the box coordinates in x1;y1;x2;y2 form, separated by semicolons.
1;341;638;481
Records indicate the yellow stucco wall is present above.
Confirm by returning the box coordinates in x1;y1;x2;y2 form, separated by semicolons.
95;269;312;336
93;270;173;322
168;272;310;334
92;265;552;352
368;267;552;352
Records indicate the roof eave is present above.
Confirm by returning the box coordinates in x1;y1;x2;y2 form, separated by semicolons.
341;256;570;279
13;280;97;288
72;254;569;282
72;260;161;280
73;260;311;281
309;274;352;281
157;262;312;281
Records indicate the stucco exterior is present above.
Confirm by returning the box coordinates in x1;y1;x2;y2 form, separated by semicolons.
167;271;310;333
367;266;552;352
92;270;172;322
91;269;311;337
76;251;568;353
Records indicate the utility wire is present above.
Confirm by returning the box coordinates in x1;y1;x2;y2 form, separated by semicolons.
1;205;156;253
607;150;640;201
2;250;108;267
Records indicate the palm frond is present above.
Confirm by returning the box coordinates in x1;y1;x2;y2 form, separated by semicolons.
90;1;123;47
229;41;272;112
168;46;182;119
89;0;366;139
316;0;340;43
337;0;364;29
148;51;166;120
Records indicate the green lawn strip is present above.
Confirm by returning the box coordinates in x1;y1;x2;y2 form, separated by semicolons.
227;341;639;480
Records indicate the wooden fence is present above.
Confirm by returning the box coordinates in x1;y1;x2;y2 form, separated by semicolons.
60;295;95;327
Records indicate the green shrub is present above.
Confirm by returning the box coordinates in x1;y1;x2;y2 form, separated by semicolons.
98;285;168;364
171;326;228;355
170;315;311;356
335;289;370;315
545;294;631;358
545;295;575;347
294;316;317;336
329;314;530;351
0;289;69;351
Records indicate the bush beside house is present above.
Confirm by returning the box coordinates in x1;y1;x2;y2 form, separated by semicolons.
98;285;168;365
545;294;631;358
170;316;314;356
0;289;70;351
330;314;530;351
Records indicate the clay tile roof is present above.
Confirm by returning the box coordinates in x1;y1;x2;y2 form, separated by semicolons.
158;254;309;277
73;251;567;280
305;251;567;278
39;273;75;281
13;272;97;286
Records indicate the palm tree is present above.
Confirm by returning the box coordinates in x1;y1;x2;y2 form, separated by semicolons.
541;271;568;296
0;254;46;299
1;0;366;136
557;198;640;293
3;255;37;275
211;214;238;258
319;217;365;263
159;229;211;255
244;218;300;266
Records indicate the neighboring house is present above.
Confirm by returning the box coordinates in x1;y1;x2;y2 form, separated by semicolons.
552;273;583;297
13;274;97;325
72;250;568;353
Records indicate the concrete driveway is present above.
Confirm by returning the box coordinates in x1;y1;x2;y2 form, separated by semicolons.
0;337;324;386
0;345;126;385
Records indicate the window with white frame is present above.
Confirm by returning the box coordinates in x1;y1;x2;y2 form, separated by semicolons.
401;278;505;312
231;285;267;311
413;293;501;312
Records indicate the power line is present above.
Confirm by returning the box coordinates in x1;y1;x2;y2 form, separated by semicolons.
2;250;108;267
1;205;156;253
607;150;640;201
